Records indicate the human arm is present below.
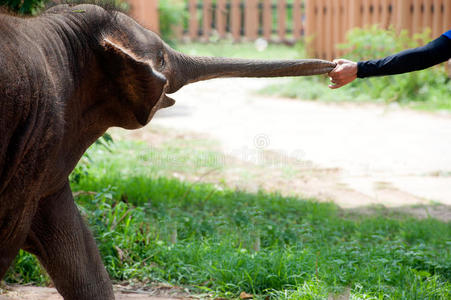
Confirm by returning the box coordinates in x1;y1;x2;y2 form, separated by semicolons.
328;31;451;89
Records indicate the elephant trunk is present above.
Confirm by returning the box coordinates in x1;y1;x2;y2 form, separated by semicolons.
166;52;336;94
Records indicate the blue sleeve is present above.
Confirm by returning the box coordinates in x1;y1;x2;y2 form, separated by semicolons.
357;35;451;78
443;30;451;40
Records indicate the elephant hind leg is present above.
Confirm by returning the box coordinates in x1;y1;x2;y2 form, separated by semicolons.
24;183;114;300
0;199;37;279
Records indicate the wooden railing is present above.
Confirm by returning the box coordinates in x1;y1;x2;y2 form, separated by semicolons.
128;1;451;61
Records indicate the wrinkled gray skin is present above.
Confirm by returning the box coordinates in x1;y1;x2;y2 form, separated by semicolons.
0;4;335;299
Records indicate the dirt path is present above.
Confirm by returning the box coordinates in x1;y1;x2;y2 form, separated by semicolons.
0;285;192;300
149;78;451;211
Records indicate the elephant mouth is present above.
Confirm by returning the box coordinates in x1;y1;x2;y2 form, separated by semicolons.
158;93;176;109
155;76;176;109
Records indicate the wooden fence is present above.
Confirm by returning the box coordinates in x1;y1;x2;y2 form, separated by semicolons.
186;0;306;42
128;0;451;61
128;0;159;33
306;0;451;60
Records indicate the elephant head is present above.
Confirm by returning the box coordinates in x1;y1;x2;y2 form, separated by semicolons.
72;5;337;129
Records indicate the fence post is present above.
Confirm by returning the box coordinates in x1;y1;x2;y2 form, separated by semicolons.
231;0;241;42
278;0;287;41
371;0;381;25
396;0;412;33
349;0;363;29
324;1;333;60
203;0;212;40
412;0;422;34
423;0;433;32
445;0;451;32
305;0;317;57
332;0;340;58
263;0;272;40
379;0;390;29
216;0;227;38
188;0;198;40
317;0;327;59
432;0;444;37
128;0;159;33
293;0;303;40
337;0;347;56
245;0;259;40
342;0;350;45
362;0;370;25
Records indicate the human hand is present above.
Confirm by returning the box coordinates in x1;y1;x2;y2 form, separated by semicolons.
328;59;358;89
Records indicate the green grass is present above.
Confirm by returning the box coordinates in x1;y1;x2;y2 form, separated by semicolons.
260;75;451;112
5;140;451;299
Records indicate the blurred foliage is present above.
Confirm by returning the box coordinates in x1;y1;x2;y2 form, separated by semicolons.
54;0;129;11
0;0;128;15
0;0;45;14
60;0;129;11
158;0;186;45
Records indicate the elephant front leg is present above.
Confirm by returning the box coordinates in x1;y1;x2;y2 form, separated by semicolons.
0;248;19;279
23;182;114;300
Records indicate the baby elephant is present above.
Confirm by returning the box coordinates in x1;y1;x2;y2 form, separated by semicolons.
0;3;335;299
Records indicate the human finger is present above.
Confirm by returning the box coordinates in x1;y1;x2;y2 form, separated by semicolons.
328;81;347;89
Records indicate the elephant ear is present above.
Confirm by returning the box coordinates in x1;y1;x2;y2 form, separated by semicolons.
101;38;169;126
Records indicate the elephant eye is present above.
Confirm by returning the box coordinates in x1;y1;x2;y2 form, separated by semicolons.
158;50;165;67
